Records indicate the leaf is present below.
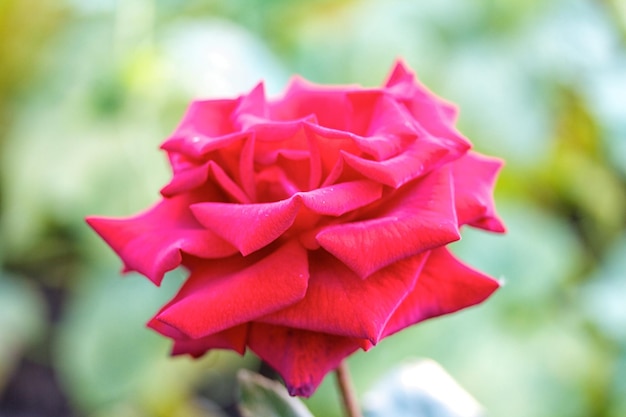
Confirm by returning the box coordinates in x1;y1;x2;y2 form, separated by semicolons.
237;369;315;417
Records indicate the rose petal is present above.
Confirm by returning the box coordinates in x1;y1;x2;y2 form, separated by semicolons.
162;131;248;160
153;241;309;339
162;99;239;156
248;323;360;397
346;91;418;159
258;250;428;343
339;130;467;188
385;61;471;151
380;247;501;338
169;324;249;357
451;152;506;232
232;82;269;131
190;198;301;256
316;167;460;277
191;181;383;255
163;132;255;201
298;180;383;216
86;192;238;286
269;77;355;130
161;160;251;203
304;123;362;186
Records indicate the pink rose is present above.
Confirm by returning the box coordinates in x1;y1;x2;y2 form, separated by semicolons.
87;61;505;396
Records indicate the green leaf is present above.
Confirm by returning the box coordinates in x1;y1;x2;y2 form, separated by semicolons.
238;369;315;417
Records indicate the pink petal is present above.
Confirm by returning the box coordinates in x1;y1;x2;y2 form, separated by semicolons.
248;323;360;397
316;167;460;278
451;152;506;232
152;240;309;339
381;248;501;338
86;192;238;285
258;250;428;343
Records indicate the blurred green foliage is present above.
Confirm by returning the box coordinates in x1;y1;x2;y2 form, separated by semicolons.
0;0;625;416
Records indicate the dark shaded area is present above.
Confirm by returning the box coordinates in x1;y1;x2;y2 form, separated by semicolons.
0;359;76;417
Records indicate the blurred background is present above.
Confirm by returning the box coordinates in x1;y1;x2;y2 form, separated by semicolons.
1;0;625;416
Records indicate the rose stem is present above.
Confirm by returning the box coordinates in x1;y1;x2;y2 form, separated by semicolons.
335;360;363;417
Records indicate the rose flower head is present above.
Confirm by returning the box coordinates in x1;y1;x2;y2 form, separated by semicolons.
87;61;505;397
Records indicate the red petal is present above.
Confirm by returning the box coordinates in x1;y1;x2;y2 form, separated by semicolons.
169;324;249;357
191;199;301;255
385;61;470;151
384;60;414;89
451;152;506;232
298;180;382;216
248;323;360;397
316;167;460;277
162;100;239;156
269;77;354;131
153;241;309;338
190;181;383;255
381;248;500;338
259;250;428;343
339;130;467;188
161;160;251;203
86;193;237;285
162;131;248;160
232;82;269;131
346;92;417;159
303;123;362;186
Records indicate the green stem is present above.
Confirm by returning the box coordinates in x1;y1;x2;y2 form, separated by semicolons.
335;360;363;417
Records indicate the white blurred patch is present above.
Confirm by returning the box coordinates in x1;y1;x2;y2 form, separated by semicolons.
363;359;484;417
160;19;289;99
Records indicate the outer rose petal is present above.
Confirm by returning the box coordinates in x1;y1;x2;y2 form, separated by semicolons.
86;192;237;285
151;240;309;339
169;324;249;357
385;61;470;151
380;247;500;339
163;99;239;157
258;250;428;343
451;152;506;232
248;323;360;397
316;166;460;277
231;82;270;130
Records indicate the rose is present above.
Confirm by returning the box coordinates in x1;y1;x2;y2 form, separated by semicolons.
87;61;505;397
